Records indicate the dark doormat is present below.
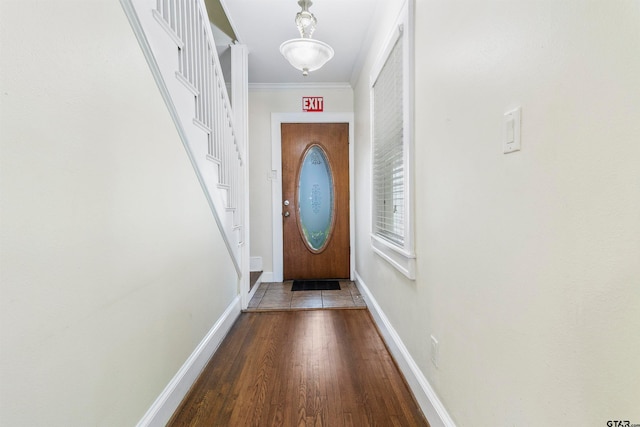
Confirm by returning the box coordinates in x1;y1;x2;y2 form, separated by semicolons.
291;280;341;291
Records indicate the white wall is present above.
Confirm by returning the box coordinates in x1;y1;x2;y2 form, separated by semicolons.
248;86;353;277
0;1;238;425
353;0;640;425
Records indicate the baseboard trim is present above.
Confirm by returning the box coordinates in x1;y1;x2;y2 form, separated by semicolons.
260;271;274;283
136;296;242;427
354;271;456;427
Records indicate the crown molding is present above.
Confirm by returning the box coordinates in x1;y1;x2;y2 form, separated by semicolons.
249;82;353;91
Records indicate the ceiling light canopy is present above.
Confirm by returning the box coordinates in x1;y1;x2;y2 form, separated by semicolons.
279;0;334;77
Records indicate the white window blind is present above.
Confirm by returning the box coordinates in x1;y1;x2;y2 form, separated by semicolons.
369;2;415;279
372;35;404;246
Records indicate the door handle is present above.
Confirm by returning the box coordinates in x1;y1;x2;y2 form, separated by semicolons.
283;211;290;217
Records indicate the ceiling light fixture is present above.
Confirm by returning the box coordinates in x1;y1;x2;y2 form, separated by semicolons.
279;0;334;77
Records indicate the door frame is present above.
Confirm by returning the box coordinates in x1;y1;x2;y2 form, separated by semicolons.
271;113;355;282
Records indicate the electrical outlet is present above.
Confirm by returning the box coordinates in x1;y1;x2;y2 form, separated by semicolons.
430;335;439;368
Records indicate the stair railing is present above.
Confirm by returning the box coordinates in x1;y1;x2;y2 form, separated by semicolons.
121;0;245;275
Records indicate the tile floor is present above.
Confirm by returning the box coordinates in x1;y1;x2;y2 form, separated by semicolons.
246;281;367;311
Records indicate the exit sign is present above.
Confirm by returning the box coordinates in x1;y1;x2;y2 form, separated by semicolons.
303;97;324;112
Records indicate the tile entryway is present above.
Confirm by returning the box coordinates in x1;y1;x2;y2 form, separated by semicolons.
246;281;366;311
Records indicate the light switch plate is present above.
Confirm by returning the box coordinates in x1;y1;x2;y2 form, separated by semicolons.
503;107;521;154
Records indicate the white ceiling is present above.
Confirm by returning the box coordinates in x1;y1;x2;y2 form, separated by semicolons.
219;0;380;86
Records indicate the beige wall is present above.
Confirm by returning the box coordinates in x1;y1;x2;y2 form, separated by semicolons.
353;0;640;425
248;87;353;276
0;1;238;425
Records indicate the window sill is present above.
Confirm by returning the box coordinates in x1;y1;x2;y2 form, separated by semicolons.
371;234;416;280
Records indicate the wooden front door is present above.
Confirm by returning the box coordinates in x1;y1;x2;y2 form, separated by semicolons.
282;123;350;280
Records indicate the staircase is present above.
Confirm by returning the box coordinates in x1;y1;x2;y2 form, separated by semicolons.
120;0;248;277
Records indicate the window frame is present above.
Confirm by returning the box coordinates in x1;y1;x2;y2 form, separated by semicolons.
369;1;416;279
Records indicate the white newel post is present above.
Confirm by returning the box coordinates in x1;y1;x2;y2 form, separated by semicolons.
231;43;251;308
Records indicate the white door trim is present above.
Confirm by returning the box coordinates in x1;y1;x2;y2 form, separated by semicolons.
271;113;355;282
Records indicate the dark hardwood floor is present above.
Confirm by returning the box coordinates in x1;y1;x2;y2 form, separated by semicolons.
169;310;429;426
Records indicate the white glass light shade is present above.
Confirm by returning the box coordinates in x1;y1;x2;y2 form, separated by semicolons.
279;38;334;76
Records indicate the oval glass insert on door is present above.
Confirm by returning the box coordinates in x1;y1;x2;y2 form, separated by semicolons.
297;144;335;252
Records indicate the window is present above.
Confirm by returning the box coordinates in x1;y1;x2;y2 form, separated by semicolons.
370;2;415;279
